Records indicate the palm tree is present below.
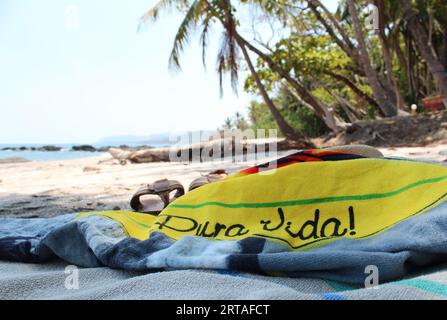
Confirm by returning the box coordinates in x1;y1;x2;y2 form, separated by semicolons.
222;117;233;130
234;112;249;130
305;0;399;116
400;0;447;98
141;0;312;144
373;0;406;111
234;0;347;132
345;0;398;117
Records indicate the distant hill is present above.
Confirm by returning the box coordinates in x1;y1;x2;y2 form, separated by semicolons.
95;133;173;147
96;130;221;147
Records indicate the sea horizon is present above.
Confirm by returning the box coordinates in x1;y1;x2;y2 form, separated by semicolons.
0;141;175;161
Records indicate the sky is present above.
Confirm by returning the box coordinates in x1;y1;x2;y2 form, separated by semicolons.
0;0;338;144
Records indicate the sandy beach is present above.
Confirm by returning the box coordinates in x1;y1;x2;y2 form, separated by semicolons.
0;153;257;218
1;143;447;218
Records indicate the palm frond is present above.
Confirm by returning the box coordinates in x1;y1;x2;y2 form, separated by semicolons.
168;0;208;69
246;0;295;21
199;13;213;69
335;0;350;21
140;0;188;25
246;0;283;13
216;28;239;96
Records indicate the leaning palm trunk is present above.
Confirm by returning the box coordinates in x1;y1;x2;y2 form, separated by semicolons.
400;0;447;99
443;21;447;69
346;0;398;117
324;70;379;108
308;0;355;57
308;0;397;116
378;34;407;112
235;33;345;133
285;81;348;131
373;0;406;112
236;38;312;145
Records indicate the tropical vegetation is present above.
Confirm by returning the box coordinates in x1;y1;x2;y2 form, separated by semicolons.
141;0;447;141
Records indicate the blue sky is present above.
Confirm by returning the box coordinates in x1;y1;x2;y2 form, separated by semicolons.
0;0;338;144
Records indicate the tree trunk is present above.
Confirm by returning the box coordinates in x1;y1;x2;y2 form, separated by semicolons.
237;39;306;142
443;21;447;69
324;70;379;108
109;138;311;163
235;33;345;133
324;88;361;123
374;0;406;111
309;0;355;55
284;81;347;131
405;32;418;101
346;0;398;117
394;30;415;101
219;8;310;143
307;1;353;58
400;0;447;97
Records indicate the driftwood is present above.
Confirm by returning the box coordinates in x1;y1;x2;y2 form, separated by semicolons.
108;138;308;164
108;148;133;165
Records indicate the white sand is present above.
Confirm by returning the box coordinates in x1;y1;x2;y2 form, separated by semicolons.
0;154;274;218
0;144;446;218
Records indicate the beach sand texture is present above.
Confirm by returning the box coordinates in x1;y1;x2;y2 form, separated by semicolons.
0;155;256;218
1;144;447;218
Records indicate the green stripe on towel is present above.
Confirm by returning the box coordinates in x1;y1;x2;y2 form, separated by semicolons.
170;175;447;209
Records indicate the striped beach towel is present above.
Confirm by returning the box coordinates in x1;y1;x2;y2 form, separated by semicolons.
1;148;447;287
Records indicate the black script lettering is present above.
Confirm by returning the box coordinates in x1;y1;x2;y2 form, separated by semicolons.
196;222;215;237
284;209;320;240
260;208;285;231
348;206;356;235
155;214;198;233
299;209;320;240
225;224;250;237
197;222;228;238
213;223;228;237
320;218;348;238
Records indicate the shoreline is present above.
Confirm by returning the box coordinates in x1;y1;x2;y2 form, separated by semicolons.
0;144;167;153
1;141;447;163
0;143;171;162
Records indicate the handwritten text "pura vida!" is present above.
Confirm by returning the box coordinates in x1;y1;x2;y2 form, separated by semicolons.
154;206;357;242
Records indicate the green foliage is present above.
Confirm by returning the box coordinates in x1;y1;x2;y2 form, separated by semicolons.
248;88;329;137
220;112;250;131
145;0;447;138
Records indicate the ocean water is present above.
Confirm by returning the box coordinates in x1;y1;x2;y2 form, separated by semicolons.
0;142;173;162
0;150;108;161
